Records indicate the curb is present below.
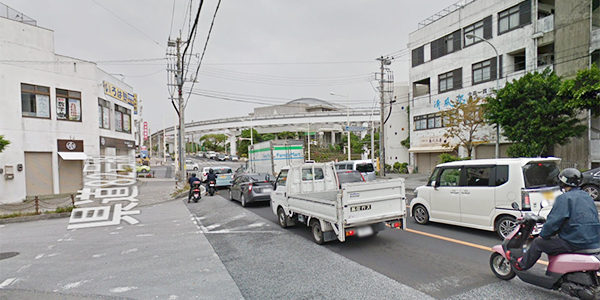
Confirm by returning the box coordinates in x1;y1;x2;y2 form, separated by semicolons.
0;212;72;225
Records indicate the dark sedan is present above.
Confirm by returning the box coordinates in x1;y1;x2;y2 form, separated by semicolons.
582;167;600;201
229;173;274;207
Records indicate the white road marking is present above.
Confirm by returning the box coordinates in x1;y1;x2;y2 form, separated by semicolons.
0;278;17;288
93;253;106;258
121;248;138;254
17;264;31;272
35;254;45;259
136;234;154;237
110;286;138;293
62;280;90;290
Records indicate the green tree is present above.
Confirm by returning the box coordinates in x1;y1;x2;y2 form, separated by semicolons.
340;132;363;157
361;131;379;157
559;64;600;117
238;128;260;157
0;135;10;153
199;134;228;152
261;133;277;141
441;95;489;158
277;131;296;140
485;69;587;157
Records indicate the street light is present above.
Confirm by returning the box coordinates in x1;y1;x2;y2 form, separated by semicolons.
330;92;351;161
466;34;500;158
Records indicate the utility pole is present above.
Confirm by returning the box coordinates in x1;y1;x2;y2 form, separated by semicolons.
167;37;186;183
376;56;391;177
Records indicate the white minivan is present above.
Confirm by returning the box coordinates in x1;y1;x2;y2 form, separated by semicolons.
410;157;563;238
334;160;376;181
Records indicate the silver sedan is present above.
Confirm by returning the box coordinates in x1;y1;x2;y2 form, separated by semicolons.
229;173;274;207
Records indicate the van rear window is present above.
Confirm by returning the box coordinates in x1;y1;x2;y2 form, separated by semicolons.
522;162;560;188
356;163;374;172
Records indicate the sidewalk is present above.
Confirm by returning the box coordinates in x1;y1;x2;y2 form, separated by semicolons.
0;179;243;299
383;172;430;192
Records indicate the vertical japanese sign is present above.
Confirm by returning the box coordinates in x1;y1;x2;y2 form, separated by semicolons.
143;122;148;140
57;97;67;119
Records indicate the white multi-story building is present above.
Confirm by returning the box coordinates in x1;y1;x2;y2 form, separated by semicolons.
408;0;600;174
0;4;138;204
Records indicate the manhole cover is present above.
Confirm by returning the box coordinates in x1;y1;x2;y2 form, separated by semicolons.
0;252;19;260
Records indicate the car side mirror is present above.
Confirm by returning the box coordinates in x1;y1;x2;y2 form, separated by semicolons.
511;202;520;210
432;180;439;188
540;200;549;209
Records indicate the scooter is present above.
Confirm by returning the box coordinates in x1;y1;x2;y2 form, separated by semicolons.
208;180;216;196
490;201;600;300
189;181;203;203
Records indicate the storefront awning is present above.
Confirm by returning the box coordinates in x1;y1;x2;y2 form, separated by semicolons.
408;146;454;153
58;152;88;160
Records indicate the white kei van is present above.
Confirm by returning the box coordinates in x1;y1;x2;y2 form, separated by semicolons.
334;160;376;181
410;157;562;238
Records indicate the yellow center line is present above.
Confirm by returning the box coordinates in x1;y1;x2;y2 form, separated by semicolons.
403;227;549;266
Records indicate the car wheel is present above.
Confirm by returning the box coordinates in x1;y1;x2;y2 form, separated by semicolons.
412;205;429;225
310;219;324;245
496;216;517;239
194;167;198;171
229;189;234;201
277;207;289;228
241;194;247;207
583;184;600;201
141;169;148;173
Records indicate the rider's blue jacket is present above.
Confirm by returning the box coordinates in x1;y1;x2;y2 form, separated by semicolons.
540;187;600;249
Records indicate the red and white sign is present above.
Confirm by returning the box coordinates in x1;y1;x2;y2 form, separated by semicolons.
143;122;148;140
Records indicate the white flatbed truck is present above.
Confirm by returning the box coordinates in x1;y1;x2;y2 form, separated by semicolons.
271;162;406;244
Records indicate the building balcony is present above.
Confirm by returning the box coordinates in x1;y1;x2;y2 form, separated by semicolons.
536;15;554;34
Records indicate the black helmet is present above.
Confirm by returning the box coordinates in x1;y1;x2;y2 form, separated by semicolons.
558;168;582;187
191;173;196;177
209;168;214;174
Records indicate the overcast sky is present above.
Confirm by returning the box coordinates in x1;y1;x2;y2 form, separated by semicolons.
4;0;459;134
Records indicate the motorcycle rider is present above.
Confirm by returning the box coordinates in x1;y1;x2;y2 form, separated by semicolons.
513;168;600;271
204;168;218;195
188;173;201;203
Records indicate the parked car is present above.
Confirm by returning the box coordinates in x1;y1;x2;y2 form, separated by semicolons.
136;165;151;173
229;173;274;207
223;154;230;161
185;160;199;171
213;166;233;188
335;170;365;188
410;157;562;239
217;153;227;161
230;155;239;162
334;160;376;181
582;167;600;201
207;151;217;160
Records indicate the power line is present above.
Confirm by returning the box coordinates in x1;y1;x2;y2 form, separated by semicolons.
185;0;222;107
90;0;164;48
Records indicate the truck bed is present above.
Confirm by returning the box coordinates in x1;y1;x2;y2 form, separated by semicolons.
287;178;406;228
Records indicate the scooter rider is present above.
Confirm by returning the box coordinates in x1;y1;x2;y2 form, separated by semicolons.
204;168;217;195
513;168;600;270
188;173;201;203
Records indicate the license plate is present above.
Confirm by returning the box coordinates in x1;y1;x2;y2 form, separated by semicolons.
542;191;554;200
262;188;272;192
357;226;373;237
350;204;371;212
220;175;226;179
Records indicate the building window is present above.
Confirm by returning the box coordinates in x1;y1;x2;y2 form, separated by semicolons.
56;89;82;122
472;58;497;85
21;83;50;118
98;98;110;129
412;46;425;67
498;0;531;35
431;30;461;60
414;113;444;131
463;16;492;47
115;104;131;133
438;68;462;93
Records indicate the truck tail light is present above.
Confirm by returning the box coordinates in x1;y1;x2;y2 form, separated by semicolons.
345;230;355;236
522;191;531;211
248;183;252;191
